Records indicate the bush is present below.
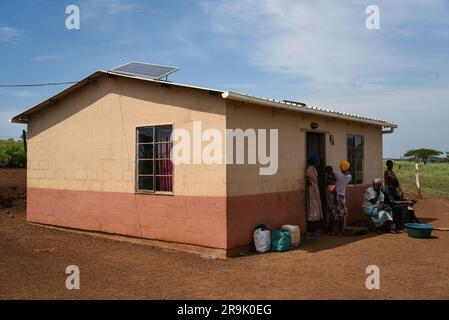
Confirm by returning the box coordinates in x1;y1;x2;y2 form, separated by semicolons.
0;139;26;168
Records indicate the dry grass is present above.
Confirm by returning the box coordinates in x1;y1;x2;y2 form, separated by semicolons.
392;161;449;199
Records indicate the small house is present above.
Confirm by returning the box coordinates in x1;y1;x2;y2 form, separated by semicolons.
11;62;397;257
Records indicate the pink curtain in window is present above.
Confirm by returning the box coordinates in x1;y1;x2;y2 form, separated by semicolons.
156;138;172;191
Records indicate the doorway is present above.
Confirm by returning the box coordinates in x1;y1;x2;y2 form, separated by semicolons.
306;132;327;228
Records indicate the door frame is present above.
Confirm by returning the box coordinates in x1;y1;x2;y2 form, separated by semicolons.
305;131;328;228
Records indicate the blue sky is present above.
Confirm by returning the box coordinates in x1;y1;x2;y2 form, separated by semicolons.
1;0;448;158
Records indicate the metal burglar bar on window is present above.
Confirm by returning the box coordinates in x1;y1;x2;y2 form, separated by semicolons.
347;134;364;185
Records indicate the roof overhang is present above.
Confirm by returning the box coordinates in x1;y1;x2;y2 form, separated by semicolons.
221;91;398;129
10;70;397;130
10;70;224;124
10;71;106;124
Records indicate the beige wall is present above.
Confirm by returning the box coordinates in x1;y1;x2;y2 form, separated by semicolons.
24;76;386;250
225;100;383;196
27;75;227;197
27;76;383;199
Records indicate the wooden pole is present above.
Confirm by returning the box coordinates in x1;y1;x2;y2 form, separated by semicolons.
415;155;422;198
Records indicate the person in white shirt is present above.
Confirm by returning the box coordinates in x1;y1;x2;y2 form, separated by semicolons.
363;178;394;233
333;160;352;236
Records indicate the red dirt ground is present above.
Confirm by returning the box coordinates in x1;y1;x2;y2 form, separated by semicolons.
1;194;449;299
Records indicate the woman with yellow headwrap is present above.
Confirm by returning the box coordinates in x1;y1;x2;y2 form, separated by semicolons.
332;160;352;236
340;160;350;172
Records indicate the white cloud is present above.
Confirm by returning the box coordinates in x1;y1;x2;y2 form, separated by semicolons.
75;0;145;46
200;0;449;157
0;89;34;98
79;0;142;20
32;54;67;62
0;26;24;45
201;0;449;86
201;1;370;84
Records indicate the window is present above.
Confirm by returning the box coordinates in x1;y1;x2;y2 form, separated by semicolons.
347;134;364;185
136;125;173;193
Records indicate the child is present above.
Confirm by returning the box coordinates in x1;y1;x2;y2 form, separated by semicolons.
325;166;337;235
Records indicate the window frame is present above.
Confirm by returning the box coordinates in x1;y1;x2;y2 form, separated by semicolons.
135;124;174;195
346;133;365;185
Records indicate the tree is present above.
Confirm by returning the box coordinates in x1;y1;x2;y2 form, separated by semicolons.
0;139;27;168
403;148;443;165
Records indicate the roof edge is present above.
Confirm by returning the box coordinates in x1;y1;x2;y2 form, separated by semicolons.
9;69;397;129
10;70;225;124
10;71;106;124
106;71;224;94
221;91;398;128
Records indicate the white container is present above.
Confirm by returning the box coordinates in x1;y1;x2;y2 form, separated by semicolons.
253;228;271;253
281;224;301;247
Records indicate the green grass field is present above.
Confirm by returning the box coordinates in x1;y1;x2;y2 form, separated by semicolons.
392;161;449;199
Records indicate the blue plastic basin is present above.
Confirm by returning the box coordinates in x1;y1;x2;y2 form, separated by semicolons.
405;223;433;239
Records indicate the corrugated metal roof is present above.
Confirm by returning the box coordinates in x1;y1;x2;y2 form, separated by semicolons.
222;91;397;128
10;71;105;124
10;69;397;128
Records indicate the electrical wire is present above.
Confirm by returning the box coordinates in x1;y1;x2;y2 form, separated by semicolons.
0;81;78;87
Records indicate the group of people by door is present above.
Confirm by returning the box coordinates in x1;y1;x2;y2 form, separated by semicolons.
305;155;352;238
305;157;419;238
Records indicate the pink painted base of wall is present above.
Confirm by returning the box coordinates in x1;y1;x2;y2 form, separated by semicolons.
346;185;370;224
227;191;306;248
27;185;368;253
27;188;227;249
227;186;369;249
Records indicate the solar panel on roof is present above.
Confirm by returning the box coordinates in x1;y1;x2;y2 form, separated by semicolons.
111;62;179;80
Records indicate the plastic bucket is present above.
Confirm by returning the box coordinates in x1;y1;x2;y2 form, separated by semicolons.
270;230;291;252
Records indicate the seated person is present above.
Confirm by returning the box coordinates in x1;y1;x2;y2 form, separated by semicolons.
363;178;395;233
383;177;419;230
